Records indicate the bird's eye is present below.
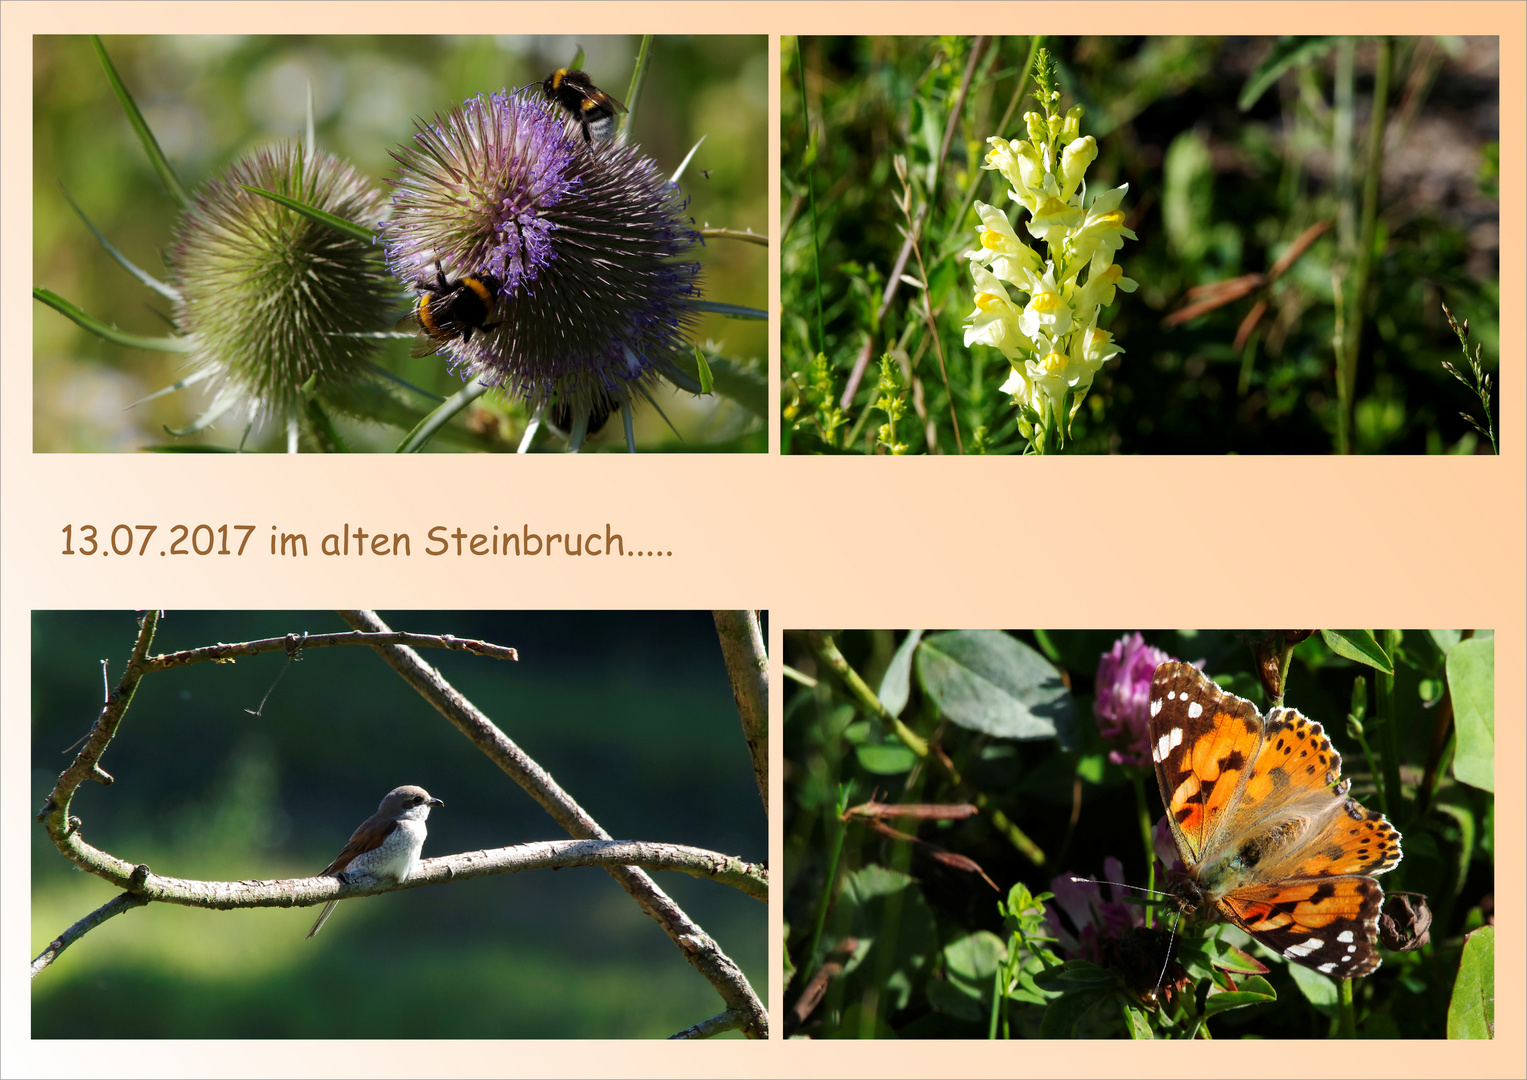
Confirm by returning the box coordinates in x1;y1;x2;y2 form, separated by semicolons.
412;796;423;805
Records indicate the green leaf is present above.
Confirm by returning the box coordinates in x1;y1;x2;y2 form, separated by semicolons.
241;185;376;245
1203;975;1276;1016
1238;36;1339;111
1122;998;1153;1038
689;299;768;320
1319;629;1393;673
944;931;1006;986
855;743;917;775
916;630;1076;743
1446;925;1495;1038
91;35;190;208
1448;636;1494;792
1285;962;1338;1007
57;182;177;299
1039;986;1112;1037
1428;629;1463;653
837;865;938;1005
926;976;983;1021
878;630;924;716
1033;959;1115;991
395;379;492;453
692;344;714;394
33;288;190;352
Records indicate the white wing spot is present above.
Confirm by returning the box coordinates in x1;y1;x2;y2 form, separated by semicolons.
1337;930;1354;943
1150;697;1163;717
1318;961;1338;974
1187;701;1203;719
1282;937;1324;959
1153;728;1183;763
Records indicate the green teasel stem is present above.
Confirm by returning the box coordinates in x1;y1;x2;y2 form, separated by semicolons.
620;35;655;143
794;37;827;357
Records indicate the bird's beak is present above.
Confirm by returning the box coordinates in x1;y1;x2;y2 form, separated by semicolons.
430;797;445;807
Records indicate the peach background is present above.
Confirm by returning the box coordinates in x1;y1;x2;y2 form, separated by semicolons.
4;2;1522;1076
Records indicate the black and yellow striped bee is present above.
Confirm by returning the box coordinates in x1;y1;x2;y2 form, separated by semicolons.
396;259;501;357
541;68;626;144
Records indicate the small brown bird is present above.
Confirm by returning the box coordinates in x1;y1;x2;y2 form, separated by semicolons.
306;785;444;939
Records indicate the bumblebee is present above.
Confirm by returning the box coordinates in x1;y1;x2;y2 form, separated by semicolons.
541;68;626;144
552;397;615;438
396;260;501;357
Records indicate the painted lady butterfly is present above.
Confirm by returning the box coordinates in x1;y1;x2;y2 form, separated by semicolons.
1148;661;1403;978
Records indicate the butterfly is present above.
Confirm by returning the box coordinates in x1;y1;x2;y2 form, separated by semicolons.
1148;661;1403;978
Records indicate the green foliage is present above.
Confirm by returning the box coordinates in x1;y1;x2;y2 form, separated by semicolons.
1445;926;1494;1039
782;36;1498;454
784;629;1494;1038
915;629;1076;742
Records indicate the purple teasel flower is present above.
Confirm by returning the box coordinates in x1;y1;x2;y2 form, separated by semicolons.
382;88;703;447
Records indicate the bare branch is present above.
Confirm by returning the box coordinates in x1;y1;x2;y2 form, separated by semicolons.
145;630;518;671
40;839;767;913
337;609;770;1039
30;840;765;976
37;611;160;870
669;1009;747;1039
712;610;769;814
30;891;148;978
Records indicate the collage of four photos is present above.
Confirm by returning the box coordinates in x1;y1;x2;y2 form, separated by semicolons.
14;19;1514;1071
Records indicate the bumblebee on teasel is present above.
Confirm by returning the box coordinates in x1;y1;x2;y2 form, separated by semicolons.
542;67;626;144
381;83;703;449
396;259;502;358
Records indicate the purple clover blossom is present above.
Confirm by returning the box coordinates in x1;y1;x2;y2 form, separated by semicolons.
1050;855;1191;1006
1093;633;1178;768
382;88;702;433
1046;857;1145;963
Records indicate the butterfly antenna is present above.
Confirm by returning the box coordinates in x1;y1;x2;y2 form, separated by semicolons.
1154;908;1182;999
1066;875;1171;899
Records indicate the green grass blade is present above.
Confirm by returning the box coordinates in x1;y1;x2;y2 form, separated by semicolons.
91;35;190;209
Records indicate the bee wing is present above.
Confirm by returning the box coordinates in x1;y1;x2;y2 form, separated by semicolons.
409;334;445;358
395;310;443;357
567;79;624;114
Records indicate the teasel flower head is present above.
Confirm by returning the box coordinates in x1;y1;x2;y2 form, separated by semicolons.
382;88;703;432
168;143;394;426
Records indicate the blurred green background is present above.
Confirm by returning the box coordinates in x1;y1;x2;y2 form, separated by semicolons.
32;610;767;1038
782;36;1499;454
33;35;768;452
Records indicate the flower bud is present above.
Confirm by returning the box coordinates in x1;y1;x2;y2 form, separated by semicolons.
169;144;393;424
